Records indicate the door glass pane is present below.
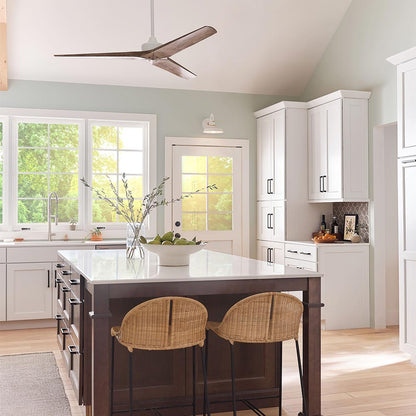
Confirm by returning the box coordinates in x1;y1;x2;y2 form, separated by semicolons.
182;194;207;212
182;213;206;231
182;175;206;192
208;175;233;192
208;156;232;174
208;213;232;231
208;193;232;212
182;156;206;173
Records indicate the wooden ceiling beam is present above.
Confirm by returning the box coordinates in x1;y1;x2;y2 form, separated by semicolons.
0;0;7;91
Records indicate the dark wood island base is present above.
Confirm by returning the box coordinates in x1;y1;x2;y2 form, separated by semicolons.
56;250;322;416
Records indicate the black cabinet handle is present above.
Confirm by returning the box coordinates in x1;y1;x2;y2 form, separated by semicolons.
47;270;50;288
62;286;71;293
266;178;274;194
266;247;271;263
68;298;82;305
55;277;64;284
319;175;323;192
67;345;79;355
287;249;298;254
266;213;274;229
61;327;70;336
62;270;72;276
54;314;64;321
69;279;80;286
56;263;65;269
322;175;327;192
299;251;311;256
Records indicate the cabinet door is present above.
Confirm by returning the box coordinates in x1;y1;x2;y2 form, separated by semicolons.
257;114;275;200
257;241;284;264
0;264;6;321
273;110;285;200
398;159;416;356
398;59;416;158
308;106;326;200
325;99;343;199
7;263;52;321
257;201;285;241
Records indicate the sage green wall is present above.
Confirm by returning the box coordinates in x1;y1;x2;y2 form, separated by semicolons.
301;0;416;327
0;79;283;257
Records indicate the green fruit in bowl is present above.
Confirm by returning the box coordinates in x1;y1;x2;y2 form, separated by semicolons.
162;240;173;245
161;231;174;242
174;238;188;245
148;239;162;245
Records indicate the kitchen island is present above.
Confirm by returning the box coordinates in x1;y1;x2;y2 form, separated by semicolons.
56;249;323;416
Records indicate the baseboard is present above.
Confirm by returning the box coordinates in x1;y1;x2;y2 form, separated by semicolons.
0;319;56;330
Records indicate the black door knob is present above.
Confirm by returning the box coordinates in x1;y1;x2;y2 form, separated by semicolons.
175;221;181;227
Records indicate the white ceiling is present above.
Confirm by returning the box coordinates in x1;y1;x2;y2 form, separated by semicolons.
8;0;352;96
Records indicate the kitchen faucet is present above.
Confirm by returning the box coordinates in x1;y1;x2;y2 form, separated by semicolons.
48;192;58;241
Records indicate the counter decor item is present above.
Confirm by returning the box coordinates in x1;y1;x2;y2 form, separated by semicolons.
343;214;358;241
86;227;103;241
313;232;337;243
81;175;217;259
69;218;77;231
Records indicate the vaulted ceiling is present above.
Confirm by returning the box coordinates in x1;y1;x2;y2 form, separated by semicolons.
8;0;352;96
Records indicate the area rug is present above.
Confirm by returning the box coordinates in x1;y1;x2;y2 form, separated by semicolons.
0;352;72;416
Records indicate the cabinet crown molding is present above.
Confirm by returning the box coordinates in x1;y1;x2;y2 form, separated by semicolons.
254;101;307;119
307;90;371;109
387;46;416;66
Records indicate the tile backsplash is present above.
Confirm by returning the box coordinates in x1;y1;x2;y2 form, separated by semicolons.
332;202;369;242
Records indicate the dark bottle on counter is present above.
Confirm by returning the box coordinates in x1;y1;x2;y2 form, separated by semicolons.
320;215;326;232
331;216;339;234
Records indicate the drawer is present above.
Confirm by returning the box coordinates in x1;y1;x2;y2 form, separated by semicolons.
257;241;284;264
8;245;92;263
285;243;317;262
284;258;318;272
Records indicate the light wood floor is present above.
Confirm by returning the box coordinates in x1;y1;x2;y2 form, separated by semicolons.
1;326;415;416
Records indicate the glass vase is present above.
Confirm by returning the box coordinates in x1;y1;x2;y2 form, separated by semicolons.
126;223;144;259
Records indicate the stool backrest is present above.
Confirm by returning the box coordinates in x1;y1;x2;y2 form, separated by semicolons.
217;292;303;344
119;297;208;351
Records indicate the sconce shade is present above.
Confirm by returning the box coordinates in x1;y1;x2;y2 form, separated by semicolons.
202;113;223;134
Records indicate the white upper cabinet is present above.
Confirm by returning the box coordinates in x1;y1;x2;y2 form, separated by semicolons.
307;91;370;202
388;48;416;157
256;110;285;201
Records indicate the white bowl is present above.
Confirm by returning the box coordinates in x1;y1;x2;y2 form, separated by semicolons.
143;243;206;266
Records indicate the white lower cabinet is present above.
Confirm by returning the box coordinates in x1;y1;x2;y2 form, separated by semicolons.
284;242;370;330
7;263;52;321
257;201;285;241
257;241;284;264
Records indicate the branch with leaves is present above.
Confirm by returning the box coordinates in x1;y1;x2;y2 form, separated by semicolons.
80;174;217;258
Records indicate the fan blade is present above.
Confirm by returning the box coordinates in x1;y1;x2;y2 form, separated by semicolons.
54;50;152;58
150;26;217;59
152;58;196;79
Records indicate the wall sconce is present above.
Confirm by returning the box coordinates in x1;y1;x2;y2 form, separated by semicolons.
202;113;223;134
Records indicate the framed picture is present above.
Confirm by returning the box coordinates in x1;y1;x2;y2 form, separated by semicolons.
343;214;358;241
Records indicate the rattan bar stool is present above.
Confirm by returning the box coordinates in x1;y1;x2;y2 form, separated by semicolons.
206;292;307;416
111;296;210;416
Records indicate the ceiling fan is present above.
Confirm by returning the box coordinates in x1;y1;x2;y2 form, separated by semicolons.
54;0;217;79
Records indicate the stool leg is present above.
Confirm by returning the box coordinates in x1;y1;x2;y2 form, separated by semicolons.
203;331;209;416
295;340;308;416
129;351;133;416
111;337;115;415
230;343;237;416
201;345;211;416
278;341;282;416
192;346;196;416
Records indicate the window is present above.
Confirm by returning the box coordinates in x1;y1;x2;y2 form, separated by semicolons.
90;121;146;224
16;120;81;224
0;109;156;235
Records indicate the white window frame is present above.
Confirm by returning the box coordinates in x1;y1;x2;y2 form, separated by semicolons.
0;108;157;238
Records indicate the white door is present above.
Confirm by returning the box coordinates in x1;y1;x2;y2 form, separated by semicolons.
169;144;245;255
7;262;52;320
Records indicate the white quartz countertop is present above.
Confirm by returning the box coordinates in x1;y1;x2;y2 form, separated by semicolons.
57;249;322;285
0;239;125;247
286;240;370;246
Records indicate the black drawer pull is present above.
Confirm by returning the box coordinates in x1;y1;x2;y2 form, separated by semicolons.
299;252;311;256
62;286;71;293
287;250;298;254
62;270;72;276
67;345;79;355
61;327;70;335
56;263;65;268
69;279;80;286
266;213;274;229
55;278;64;284
54;314;64;321
69;298;82;305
